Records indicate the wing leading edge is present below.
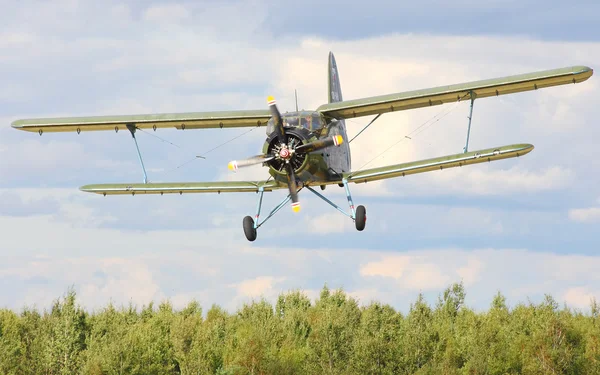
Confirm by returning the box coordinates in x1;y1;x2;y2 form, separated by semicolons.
317;66;593;119
345;144;534;184
11;110;272;133
80;180;283;195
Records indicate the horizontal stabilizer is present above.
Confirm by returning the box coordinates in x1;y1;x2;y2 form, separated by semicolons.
80;180;282;195
346;143;534;183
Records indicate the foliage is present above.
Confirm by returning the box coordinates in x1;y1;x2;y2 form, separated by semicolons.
1;283;599;374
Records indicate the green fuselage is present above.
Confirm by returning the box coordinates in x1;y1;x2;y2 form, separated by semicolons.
263;51;349;186
262;112;350;185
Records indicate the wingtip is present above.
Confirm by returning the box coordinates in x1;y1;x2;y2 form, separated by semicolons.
79;185;95;193
11;119;28;130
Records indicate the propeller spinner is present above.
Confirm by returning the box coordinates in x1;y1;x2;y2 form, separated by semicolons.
228;96;344;213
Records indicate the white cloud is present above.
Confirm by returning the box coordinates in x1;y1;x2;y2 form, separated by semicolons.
569;207;600;223
563;287;599;309
360;256;451;291
306;212;349;234
457;258;484;286
360;256;410;279
235;276;284;299
143;4;190;23
399;165;574;197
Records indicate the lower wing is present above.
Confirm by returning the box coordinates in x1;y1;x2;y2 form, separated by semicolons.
344;144;533;183
80;180;282;195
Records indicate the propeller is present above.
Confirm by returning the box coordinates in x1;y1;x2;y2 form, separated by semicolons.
227;96;344;213
228;154;274;171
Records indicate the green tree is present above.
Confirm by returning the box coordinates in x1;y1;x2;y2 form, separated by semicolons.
44;289;88;375
306;286;360;374
351;302;402;374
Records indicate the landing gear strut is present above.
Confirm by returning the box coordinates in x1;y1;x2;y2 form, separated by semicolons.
242;186;293;242
242;180;367;241
306;178;367;232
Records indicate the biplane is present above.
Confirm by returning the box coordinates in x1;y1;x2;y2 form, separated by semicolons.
11;53;593;241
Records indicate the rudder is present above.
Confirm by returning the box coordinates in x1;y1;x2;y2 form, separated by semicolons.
328;52;343;103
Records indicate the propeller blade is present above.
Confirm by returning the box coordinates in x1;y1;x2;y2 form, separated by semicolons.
284;163;300;213
295;135;344;154
267;96;286;144
228;154;274;172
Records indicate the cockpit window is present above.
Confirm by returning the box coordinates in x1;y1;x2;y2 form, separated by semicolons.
266;111;326;135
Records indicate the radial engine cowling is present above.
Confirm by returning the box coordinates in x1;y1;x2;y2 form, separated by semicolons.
264;127;311;174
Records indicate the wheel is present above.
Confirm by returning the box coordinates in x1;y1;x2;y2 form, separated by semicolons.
243;216;257;241
355;205;366;231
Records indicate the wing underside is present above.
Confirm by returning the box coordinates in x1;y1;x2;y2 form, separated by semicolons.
11;110;272;133
345;144;534;184
80;180;283;195
317;66;593;119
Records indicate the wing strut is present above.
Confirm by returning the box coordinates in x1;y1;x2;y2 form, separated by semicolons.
126;124;148;183
348;114;382;143
463;91;476;153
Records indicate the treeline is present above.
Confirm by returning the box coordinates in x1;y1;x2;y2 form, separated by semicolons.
0;283;599;374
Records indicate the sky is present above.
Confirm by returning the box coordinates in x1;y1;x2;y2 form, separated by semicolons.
1;0;599;313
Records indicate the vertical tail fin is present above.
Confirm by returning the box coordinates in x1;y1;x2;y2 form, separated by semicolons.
328;52;343;103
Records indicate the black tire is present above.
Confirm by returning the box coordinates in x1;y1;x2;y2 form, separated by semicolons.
243;216;257;241
355;205;366;231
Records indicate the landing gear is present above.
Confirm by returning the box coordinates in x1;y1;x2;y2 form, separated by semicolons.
355;205;366;231
242;186;293;242
306;179;367;232
243;216;257;242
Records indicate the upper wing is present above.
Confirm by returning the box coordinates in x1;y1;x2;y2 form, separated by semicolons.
11;109;272;133
317;66;593;119
80;180;283;195
345;143;533;184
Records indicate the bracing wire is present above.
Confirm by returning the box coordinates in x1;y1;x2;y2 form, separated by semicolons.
348;93;470;177
136;126;261;176
137;128;183;149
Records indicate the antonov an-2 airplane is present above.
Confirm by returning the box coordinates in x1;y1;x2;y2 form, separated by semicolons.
11;53;593;241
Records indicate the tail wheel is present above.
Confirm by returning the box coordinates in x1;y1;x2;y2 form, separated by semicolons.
355;205;366;231
243;216;257;241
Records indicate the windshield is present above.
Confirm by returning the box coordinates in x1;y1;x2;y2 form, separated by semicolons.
266;111;326;135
